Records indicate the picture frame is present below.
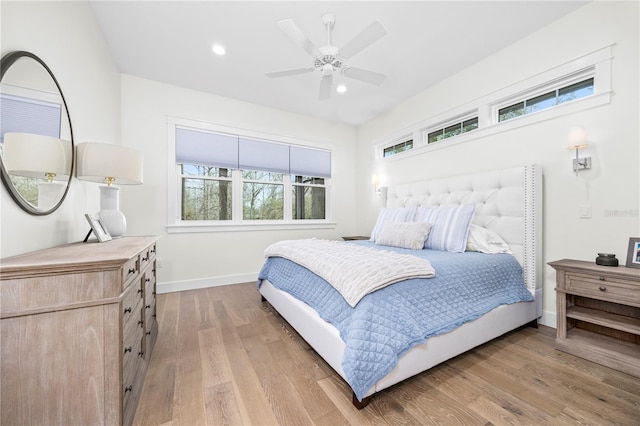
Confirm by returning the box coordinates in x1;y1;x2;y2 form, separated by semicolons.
84;213;112;243
625;237;640;269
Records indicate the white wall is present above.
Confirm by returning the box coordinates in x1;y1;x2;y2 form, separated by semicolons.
355;1;640;327
0;1;121;258
119;75;356;291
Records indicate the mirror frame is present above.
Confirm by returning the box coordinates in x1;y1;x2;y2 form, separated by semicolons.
0;50;75;215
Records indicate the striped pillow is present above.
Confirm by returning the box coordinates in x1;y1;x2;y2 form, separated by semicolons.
414;204;476;252
369;207;417;241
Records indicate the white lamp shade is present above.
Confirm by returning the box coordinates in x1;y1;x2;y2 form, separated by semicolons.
3;132;71;180
567;126;588;150
76;142;143;184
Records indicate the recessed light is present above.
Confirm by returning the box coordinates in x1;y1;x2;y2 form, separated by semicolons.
211;44;226;56
336;84;347;93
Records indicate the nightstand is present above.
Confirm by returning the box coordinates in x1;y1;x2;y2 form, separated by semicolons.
342;236;370;241
549;259;639;378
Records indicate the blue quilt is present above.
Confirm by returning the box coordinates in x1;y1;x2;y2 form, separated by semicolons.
257;241;534;401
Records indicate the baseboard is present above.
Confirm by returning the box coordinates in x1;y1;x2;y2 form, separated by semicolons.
157;272;258;294
539;310;556;328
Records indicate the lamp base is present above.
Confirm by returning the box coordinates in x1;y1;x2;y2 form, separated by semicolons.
98;185;126;238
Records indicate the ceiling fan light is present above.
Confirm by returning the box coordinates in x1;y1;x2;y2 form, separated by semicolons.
321;63;333;76
336;84;347;93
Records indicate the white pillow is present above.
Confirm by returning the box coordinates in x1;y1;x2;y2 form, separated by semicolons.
414;204;476;252
466;224;512;254
369;207;417;241
375;221;433;250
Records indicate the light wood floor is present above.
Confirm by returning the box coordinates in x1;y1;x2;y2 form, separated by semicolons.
133;283;640;425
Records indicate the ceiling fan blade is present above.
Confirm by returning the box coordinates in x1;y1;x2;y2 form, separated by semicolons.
278;19;322;58
266;68;314;78
338;21;387;59
319;75;332;100
342;67;386;86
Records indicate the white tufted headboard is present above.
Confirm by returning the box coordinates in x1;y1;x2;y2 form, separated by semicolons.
385;165;542;295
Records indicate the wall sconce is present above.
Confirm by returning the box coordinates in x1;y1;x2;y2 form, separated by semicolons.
372;174;386;196
567;126;591;175
76;142;143;238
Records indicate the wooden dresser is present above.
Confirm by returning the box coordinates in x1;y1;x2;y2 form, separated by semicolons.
549;259;639;378
0;236;159;425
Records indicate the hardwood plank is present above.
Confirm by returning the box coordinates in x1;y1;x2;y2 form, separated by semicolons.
261;373;315;425
203;381;244;426
133;284;640;425
132;362;175;426
172;290;206;425
218;314;279;425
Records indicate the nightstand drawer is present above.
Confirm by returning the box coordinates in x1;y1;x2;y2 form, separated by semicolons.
566;272;639;304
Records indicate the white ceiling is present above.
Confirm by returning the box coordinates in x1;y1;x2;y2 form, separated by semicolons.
90;1;587;126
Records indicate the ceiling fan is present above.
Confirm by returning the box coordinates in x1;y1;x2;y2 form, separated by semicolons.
266;13;387;100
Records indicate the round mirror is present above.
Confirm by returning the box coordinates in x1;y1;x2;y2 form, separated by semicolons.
0;51;74;215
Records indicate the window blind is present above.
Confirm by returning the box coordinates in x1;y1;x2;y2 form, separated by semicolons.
175;127;239;169
175;127;331;178
290;145;331;178
0;93;61;142
239;137;289;174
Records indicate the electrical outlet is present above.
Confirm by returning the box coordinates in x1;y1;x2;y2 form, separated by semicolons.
579;204;592;218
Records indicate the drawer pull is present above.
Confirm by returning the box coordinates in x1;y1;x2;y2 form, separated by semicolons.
137;288;143;294
125;385;132;393
146;304;151;309
145;278;151;283
142;256;148;262
146;331;151;336
599;276;606;281
138;351;144;357
124;346;132;353
124;307;132;314
151;248;156;254
599;286;607;292
138;320;144;327
128;268;136;275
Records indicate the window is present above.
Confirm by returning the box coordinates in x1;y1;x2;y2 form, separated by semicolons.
374;45;611;160
498;77;594;122
427;117;478;144
292;175;326;219
170;122;332;228
242;170;284;220
180;165;232;220
383;139;413;157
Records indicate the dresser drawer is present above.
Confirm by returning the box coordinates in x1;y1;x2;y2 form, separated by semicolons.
122;336;144;417
566;272;639;304
121;279;143;326
122;256;140;289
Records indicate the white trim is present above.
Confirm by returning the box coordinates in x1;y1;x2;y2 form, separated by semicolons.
166;115;334;230
166;221;336;234
374;44;614;160
157;272;258;294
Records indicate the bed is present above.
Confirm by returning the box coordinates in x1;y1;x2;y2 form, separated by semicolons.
258;165;542;408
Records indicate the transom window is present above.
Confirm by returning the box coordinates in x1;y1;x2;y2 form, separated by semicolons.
498;78;594;122
375;45;610;160
427;117;478;144
383;139;413;157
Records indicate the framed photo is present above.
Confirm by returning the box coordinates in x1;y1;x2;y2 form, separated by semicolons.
84;213;112;243
625;237;640;269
